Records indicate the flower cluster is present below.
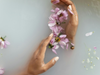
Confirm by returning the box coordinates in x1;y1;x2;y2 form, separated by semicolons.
0;68;4;75
48;8;73;54
0;36;10;49
82;46;99;70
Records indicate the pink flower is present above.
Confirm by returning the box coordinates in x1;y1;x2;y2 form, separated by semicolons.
0;68;4;75
48;8;68;27
52;0;60;4
0;37;10;49
49;38;59;54
56;10;68;22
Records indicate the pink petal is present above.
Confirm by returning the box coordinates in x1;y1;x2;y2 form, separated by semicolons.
64;38;69;43
5;41;10;45
53;45;59;49
62;10;68;17
94;46;97;50
68;9;74;15
59;16;64;22
52;49;57;54
60;45;64;49
59;41;66;46
0;69;4;75
57;10;63;15
53;42;58;45
51;9;55;12
1;41;4;49
48;21;56;27
53;0;60;4
55;8;60;13
71;43;74;46
59;35;66;38
66;44;69;49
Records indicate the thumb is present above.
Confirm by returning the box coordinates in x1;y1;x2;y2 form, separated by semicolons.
45;57;59;70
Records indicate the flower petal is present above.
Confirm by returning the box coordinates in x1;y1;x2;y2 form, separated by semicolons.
5;41;10;45
59;41;66;46
94;46;97;50
60;45;64;49
53;45;59;49
57;10;63;15
68;9;74;15
55;8;60;13
53;42;58;45
52;49;57;54
0;69;4;75
59;35;66;38
64;38;69;43
66;44;69;49
85;32;93;36
59;16;64;22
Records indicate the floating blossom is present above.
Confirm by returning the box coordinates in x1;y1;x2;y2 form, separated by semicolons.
0;36;10;49
90;66;93;69
96;57;99;60
86;68;88;70
88;48;91;51
91;56;93;59
82;60;85;64
0;68;4;75
93;65;95;67
88;53;90;55
85;32;94;36
94;46;97;50
52;0;60;4
93;51;96;55
87;58;90;63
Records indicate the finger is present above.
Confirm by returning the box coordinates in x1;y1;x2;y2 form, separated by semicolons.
38;33;53;59
33;40;45;57
45;57;59;70
61;0;72;5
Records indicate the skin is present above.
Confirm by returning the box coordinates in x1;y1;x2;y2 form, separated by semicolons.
19;0;78;75
20;33;59;75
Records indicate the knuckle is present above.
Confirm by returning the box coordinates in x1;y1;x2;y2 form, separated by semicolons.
42;67;47;72
35;57;40;60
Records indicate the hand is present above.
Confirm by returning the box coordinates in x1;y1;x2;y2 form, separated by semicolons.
26;33;59;75
51;0;79;49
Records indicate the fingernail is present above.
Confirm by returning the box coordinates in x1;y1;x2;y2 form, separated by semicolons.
49;33;53;37
55;57;59;61
69;5;72;10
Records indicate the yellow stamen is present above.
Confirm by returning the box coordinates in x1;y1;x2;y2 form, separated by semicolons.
55;37;60;42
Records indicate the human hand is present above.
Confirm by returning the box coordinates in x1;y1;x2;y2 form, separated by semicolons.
26;33;59;75
51;0;78;49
